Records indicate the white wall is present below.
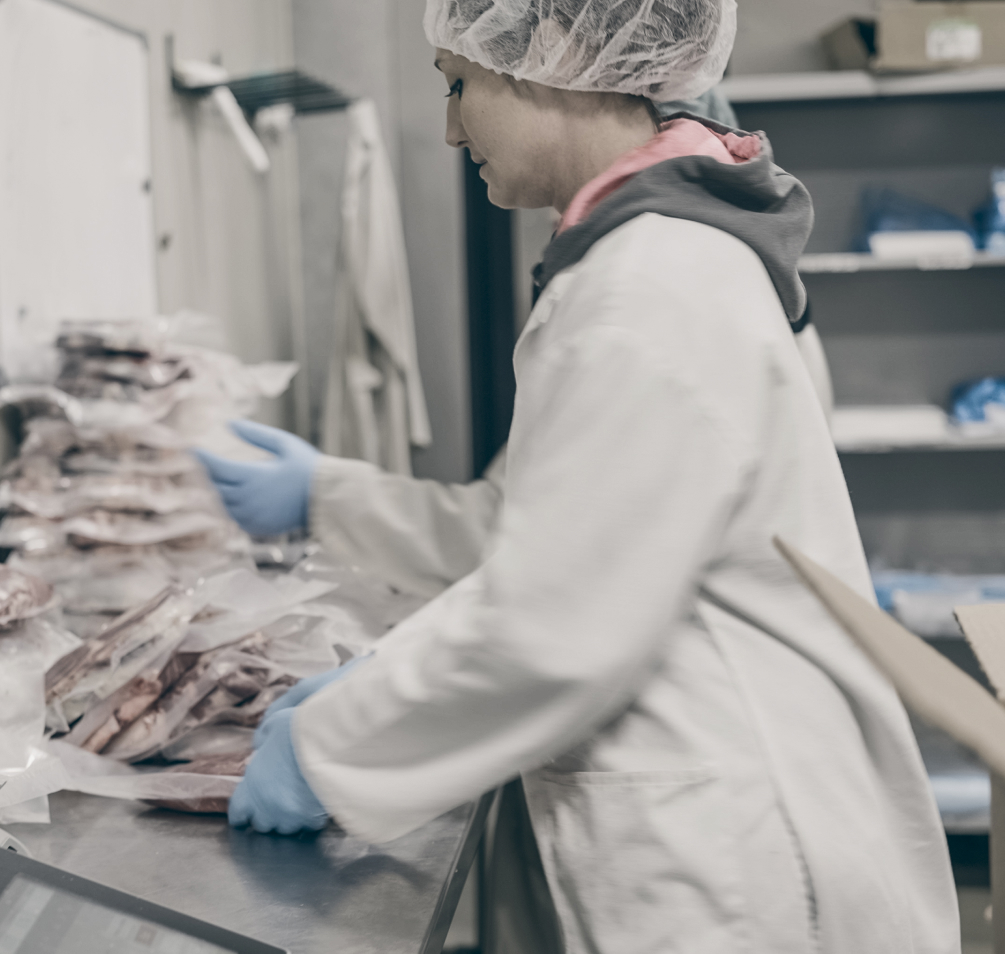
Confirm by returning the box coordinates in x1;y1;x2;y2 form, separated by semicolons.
0;0;157;380
23;0;303;429
292;0;471;482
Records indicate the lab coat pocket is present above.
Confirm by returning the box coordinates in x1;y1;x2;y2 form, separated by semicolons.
524;766;745;954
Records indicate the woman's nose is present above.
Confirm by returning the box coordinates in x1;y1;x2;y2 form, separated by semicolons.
445;96;466;150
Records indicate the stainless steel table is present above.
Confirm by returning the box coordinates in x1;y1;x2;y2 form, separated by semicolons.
4;790;491;954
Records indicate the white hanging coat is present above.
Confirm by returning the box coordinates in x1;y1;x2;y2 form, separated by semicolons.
320;98;431;474
300;214;959;954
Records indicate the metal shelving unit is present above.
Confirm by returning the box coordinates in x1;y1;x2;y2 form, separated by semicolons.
722;66;1005;103
800;251;1005;273
733;76;1005;578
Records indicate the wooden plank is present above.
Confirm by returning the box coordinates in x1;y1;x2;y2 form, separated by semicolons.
774;537;1005;779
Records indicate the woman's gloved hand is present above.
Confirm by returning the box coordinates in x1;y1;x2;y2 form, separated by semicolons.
230;658;370;835
227;709;328;834
193;420;319;537
253;657;369;747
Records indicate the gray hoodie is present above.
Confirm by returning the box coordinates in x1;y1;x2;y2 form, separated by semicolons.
532;114;814;330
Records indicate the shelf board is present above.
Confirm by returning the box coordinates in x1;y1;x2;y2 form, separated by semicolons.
836;433;1005;454
800;251;1005;274
837;438;1005;453
832;406;1005;453
722;67;1005;104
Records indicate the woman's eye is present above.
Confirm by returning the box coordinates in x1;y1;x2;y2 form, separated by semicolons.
445;79;463;99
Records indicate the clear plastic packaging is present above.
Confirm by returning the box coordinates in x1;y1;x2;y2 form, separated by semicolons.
62;510;226;548
3;474;216;521
47;563;377;764
292;552;427;638
17;418;187;464
45;586;194;723
0;623;55;823
181;568;336;653
144;752;250;814
61;449;199;479
57;353;189;393
159;724;254;763
0;385;84;425
97;634;295;763
0;567;57;626
45;739;241;811
56;318;172;359
0;516;67;554
10;548;176;616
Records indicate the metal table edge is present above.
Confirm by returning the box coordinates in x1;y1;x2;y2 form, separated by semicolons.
419;790;495;954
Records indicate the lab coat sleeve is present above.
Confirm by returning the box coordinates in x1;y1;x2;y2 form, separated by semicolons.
309;450;506;598
295;319;752;843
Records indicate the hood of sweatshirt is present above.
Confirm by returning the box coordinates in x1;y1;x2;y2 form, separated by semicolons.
532;113;814;329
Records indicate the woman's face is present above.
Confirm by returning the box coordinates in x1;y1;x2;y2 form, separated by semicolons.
436;50;558;210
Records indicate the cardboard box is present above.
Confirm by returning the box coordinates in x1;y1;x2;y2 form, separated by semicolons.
776;538;1005;951
823;3;1005;73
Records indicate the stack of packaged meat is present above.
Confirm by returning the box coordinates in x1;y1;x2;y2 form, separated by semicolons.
0;316;295;638
41;561;422;813
0;315;428;816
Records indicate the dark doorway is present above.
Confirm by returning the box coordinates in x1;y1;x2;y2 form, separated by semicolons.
464;153;517;477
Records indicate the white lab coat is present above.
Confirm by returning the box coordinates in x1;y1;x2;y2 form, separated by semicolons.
299;215;959;954
320;98;431;474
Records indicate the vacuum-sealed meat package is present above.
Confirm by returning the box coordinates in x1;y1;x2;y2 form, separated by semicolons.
56;318;171;359
144;751;251;815
45;586;194;724
63;510;226;548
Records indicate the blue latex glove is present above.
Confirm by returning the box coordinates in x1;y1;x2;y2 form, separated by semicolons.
228;709;328;834
193;420;319;536
253;657;369;748
230;659;369;834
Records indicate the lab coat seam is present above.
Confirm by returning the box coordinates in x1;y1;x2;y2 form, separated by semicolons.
696;587;825;951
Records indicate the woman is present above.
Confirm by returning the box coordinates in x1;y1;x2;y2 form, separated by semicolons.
200;2;959;951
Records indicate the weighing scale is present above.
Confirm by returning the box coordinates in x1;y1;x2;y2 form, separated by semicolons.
0;831;287;954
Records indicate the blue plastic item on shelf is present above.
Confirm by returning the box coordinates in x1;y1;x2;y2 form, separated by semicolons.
871;569;1005;612
973;167;1005;253
951;377;1005;424
853;186;978;253
873;569;1005;610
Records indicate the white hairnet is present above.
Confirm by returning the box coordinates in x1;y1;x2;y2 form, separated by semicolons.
425;0;737;102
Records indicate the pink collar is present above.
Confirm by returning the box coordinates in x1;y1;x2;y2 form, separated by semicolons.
558;118;762;234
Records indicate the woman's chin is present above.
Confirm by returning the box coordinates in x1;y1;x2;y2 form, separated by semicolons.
484;175;519;210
